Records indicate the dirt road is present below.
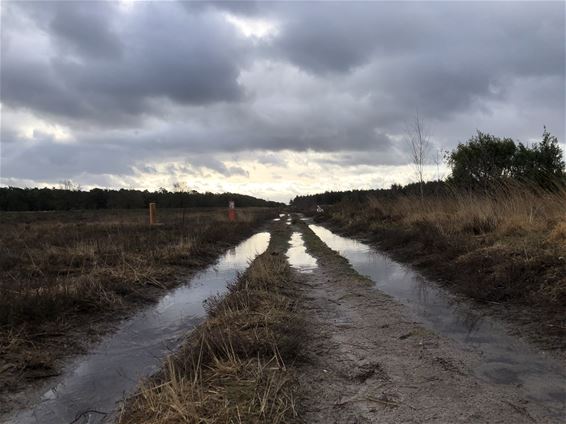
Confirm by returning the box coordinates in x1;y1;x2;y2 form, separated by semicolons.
290;220;563;423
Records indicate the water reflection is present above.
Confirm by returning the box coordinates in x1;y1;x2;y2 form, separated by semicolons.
309;224;565;418
9;233;270;424
286;232;318;273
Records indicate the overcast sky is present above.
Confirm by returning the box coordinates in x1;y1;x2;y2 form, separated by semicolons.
1;1;564;202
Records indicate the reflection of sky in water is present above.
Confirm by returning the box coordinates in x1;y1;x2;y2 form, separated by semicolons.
9;233;270;424
286;232;318;273
310;224;566;419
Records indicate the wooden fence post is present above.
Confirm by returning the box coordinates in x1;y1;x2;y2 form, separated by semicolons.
149;202;157;225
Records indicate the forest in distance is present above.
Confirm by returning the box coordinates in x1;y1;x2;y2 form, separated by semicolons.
0;186;283;211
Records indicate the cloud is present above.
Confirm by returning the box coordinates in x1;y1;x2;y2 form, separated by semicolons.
1;2;250;127
48;1;123;60
1;1;564;200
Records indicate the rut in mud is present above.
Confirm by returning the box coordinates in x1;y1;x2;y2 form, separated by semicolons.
287;220;565;423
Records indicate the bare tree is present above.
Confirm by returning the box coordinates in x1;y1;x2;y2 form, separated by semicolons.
406;113;430;200
59;179;81;191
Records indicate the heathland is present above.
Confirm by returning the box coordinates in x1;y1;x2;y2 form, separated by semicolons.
291;129;566;351
293;183;566;352
2;130;565;422
115;218;562;423
0;207;276;411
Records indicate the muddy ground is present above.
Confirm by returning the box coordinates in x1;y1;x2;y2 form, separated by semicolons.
313;216;566;358
291;220;564;423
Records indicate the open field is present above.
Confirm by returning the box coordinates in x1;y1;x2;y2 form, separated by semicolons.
0;207;277;409
313;185;566;351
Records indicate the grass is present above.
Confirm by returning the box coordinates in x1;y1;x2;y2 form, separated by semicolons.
118;224;302;424
0;207;277;407
317;183;566;348
0;208;274;325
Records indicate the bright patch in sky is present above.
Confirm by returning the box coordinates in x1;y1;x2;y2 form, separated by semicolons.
3;106;72;143
225;14;278;39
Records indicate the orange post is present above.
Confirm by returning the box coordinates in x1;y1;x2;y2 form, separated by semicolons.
149;202;157;225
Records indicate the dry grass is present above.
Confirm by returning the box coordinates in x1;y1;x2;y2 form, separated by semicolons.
363;185;566;242
0;208;277;406
0;208;274;326
119;236;302;424
323;183;566;322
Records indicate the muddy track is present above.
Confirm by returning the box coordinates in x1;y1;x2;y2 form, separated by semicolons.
289;220;563;423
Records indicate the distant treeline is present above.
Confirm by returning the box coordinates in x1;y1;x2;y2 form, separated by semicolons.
0;187;283;211
292;128;565;208
290;181;448;208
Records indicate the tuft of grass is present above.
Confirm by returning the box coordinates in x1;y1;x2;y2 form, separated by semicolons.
118;238;302;424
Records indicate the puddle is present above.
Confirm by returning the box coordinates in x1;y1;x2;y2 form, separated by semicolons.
286;232;317;273
8;232;270;424
309;224;566;418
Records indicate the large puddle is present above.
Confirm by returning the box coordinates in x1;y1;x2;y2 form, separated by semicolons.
309;224;565;418
286;232;318;273
8;232;270;424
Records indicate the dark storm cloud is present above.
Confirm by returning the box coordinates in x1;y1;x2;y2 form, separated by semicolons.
227;1;564;78
1;0;564;187
48;1;123;60
1;1;249;126
258;1;564;123
181;0;260;16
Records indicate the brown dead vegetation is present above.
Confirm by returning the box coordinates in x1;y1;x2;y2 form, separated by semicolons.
319;184;566;350
118;224;302;424
0;208;276;409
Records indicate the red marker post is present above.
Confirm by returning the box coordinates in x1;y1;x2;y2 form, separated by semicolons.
228;200;236;221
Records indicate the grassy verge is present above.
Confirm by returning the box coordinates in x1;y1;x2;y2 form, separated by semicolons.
118;223;302;424
0;208;276;407
314;186;566;351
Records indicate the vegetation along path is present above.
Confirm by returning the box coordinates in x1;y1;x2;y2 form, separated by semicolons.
289;218;565;423
10;216;564;423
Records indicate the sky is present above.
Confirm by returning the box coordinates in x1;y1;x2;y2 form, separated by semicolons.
1;0;564;203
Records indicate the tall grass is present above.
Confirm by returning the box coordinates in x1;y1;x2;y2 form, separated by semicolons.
324;182;566;310
363;183;566;241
